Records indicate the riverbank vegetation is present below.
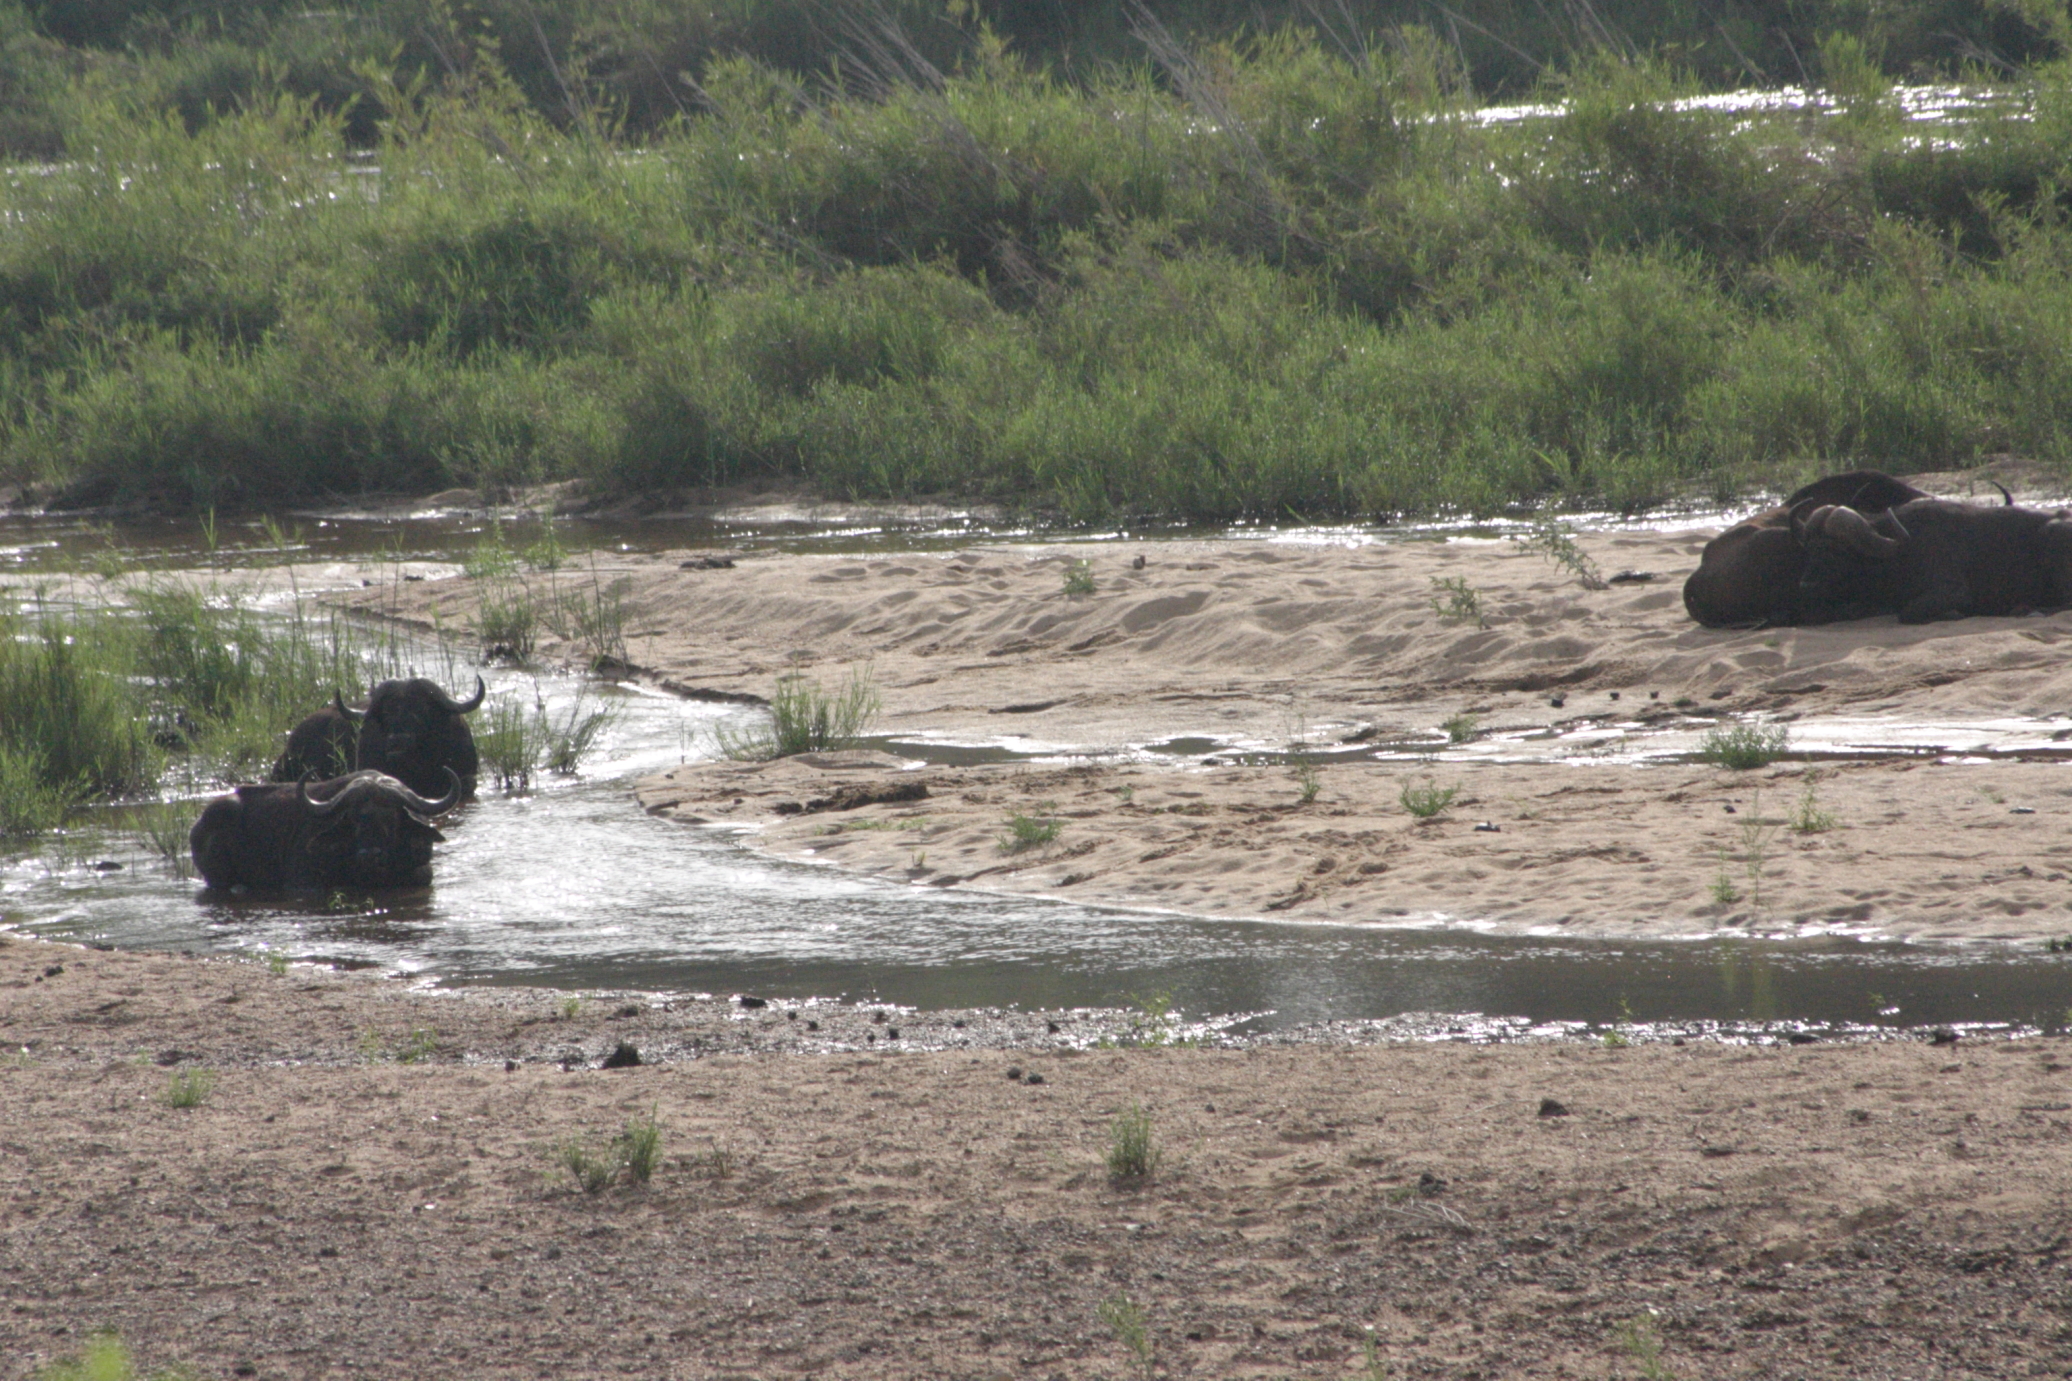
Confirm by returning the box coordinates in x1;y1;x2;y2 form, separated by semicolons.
6;1;2072;522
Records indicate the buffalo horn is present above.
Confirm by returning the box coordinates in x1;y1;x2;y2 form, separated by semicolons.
1788;497;1823;543
1994;481;2014;506
332;689;364;722
1821;504;1902;558
301;769;461;818
431;675;487;715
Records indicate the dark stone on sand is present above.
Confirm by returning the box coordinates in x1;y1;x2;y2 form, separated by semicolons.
1006;1066;1023;1081
601;1041;642;1069
43;964;62;977
886;1028;900;1040
805;1019;820;1032
738;995;767;1009
154;1049;194;1067
1931;1027;1961;1045
1025;1073;1045;1085
1701;1144;1737;1157
1047;1021;1062;1034
504;1059;517;1072
1537;1098;1570;1118
1788;1032;1819;1045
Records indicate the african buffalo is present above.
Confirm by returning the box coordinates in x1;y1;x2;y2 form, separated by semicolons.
272;675;485;800
1795;496;2072;623
189;770;462;892
1682;471;1931;627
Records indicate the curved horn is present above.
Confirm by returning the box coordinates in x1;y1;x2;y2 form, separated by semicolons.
430;675;487;715
1822;505;1903;558
300;771;373;818
389;767;462;818
1995;481;2014;506
1789;498;1824;543
332;689;364;722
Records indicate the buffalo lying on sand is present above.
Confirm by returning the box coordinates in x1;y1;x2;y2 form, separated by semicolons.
272;676;485;800
1795;495;2072;623
1683;471;1931;628
190;770;462;892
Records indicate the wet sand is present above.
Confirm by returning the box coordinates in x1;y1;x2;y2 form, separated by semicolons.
344;478;2072;942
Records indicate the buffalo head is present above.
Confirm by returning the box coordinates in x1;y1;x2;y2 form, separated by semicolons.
191;769;461;893
273;675;484;800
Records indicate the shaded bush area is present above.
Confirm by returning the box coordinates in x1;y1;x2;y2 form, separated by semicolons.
6;5;2072;520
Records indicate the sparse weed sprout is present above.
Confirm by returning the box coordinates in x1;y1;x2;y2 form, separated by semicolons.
1512;522;1608;590
1106;1101;1162;1181
1614;1311;1677;1381
162;1067;216;1108
1791;773;1837;833
1698;722;1790;770
554;1137;620;1195
615;1109;665;1185
1294;758;1322;804
716;666;881;761
1429;576;1486;627
1443;712;1479;744
1099;1292;1155;1378
1399;779;1460;818
1062;559;1097;596
554;1112;668;1193
1000;804;1063;853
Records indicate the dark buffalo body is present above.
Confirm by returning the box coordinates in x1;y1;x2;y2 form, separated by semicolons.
273;676;484;800
1683;471;1931;628
1796;497;2072;623
189;770;461;892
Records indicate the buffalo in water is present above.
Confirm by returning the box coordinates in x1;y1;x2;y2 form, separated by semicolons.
272;676;485;800
190;770;462;892
1795;494;2072;623
1683;471;1931;628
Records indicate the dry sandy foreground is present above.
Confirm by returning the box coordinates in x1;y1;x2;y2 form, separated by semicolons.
344;475;2072;942
7;937;2072;1381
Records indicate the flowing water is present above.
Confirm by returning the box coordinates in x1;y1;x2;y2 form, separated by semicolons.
3;508;2070;1035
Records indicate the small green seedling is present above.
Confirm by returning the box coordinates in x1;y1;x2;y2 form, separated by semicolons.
1062;560;1097;596
1000;804;1062;853
1443;712;1478;744
1790;773;1836;833
1399;779;1459;818
1099;1293;1154;1378
1294;759;1321;804
1107;1100;1161;1180
615;1108;664;1185
1429;576;1486;627
1614;1311;1676;1381
162;1068;216;1108
1512;521;1608;589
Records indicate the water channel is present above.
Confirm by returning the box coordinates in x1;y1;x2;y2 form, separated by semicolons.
2;506;2069;1036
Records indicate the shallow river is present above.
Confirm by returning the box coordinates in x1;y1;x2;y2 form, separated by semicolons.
2;507;2069;1034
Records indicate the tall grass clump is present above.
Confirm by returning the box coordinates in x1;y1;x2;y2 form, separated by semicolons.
1106;1101;1162;1181
0;602;155;800
715;667;881;761
475;685;617;793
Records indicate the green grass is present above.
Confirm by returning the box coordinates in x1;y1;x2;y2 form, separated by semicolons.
33;1333;187;1381
553;1110;667;1193
1000;804;1063;854
475;685;617;793
716;667;882;762
4;19;2072;522
161;1067;216;1108
1698;723;1791;770
1399;779;1460;818
1099;1292;1155;1378
1106;1101;1162;1181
